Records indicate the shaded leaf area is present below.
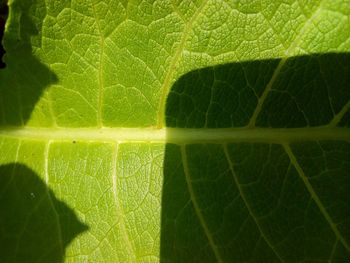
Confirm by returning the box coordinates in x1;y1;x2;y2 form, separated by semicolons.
0;0;57;125
0;163;88;263
166;53;350;128
161;54;350;262
0;0;8;68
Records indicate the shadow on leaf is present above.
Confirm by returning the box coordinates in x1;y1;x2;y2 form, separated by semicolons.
0;163;88;263
161;53;350;262
0;0;8;68
0;0;57;125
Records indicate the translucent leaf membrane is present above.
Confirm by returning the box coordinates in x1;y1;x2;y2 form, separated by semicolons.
0;0;349;262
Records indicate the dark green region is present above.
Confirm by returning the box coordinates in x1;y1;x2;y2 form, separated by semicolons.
0;0;57;126
166;54;350;128
161;53;350;262
161;142;350;262
0;0;8;68
0;163;88;263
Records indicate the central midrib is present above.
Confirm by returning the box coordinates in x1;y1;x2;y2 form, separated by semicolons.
1;127;349;143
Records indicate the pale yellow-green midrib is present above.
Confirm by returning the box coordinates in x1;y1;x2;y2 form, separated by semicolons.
0;127;349;143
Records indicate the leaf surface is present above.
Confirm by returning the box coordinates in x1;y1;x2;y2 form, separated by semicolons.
0;0;350;262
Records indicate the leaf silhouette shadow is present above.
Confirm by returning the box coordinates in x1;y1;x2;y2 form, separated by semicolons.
0;1;7;68
161;53;350;262
0;163;88;263
0;0;57;125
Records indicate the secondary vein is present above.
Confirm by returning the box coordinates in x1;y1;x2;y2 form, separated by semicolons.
247;58;287;128
223;144;284;262
156;0;209;128
112;142;136;262
283;143;350;252
247;1;325;128
328;99;350;127
181;145;224;263
44;141;64;256
91;2;105;127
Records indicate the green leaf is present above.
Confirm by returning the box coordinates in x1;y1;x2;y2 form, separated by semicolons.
1;0;350;262
0;163;87;262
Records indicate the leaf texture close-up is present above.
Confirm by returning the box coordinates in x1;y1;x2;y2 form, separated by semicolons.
0;0;350;262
